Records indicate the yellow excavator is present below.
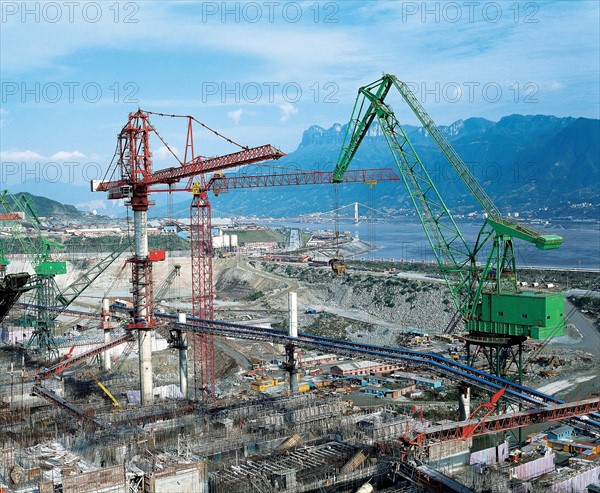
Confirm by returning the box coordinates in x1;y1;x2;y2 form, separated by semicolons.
84;371;122;411
329;258;346;276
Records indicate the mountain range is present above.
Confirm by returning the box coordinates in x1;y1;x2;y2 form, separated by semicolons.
197;114;599;220
1;192;82;220
5;114;599;221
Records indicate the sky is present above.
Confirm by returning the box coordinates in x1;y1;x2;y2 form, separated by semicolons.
1;0;599;210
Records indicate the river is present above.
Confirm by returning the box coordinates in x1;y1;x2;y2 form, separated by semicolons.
263;219;600;270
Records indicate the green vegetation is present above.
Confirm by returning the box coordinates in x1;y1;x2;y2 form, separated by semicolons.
63;234;190;253
245;291;264;302
304;313;348;340
299;230;312;247
0;236;59;255
7;192;82;219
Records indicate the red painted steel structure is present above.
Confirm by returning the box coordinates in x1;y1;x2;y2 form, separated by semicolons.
408;396;600;447
190;188;216;400
0;213;22;220
94;109;285;403
35;334;131;381
96;144;284;192
461;387;506;439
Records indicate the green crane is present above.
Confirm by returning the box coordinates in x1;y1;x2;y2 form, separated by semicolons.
54;240;131;309
0;192;67;273
0;191;67;355
0;191;67;277
22;240;132;355
0;191;131;356
332;74;565;378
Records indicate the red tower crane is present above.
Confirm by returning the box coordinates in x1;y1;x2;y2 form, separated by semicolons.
95;110;400;405
173;167;401;399
93;109;285;405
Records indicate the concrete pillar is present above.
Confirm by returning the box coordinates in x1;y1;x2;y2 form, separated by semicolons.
103;329;111;371
134;208;153;406
288;292;298;338
101;298;111;371
286;344;299;394
138;330;153;405
287;292;299;394
178;312;188;399
458;383;471;421
134;209;148;258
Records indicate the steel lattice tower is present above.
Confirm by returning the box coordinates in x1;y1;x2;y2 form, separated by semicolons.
190;188;216;402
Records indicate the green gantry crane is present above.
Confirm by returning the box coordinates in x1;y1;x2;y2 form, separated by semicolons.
0;191;67;355
332;74;565;379
22;239;132;356
0;191;67;277
1;190;131;356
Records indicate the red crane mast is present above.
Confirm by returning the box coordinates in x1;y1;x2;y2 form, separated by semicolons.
94;109;285;405
95;109;399;404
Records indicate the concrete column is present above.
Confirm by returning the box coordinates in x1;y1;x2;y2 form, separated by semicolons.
103;331;112;371
288;292;298;338
286;344;299;394
178;312;188;399
287;292;299;394
101;298;112;371
138;330;153;405
134;209;153;406
458;383;471;421
134;209;148;259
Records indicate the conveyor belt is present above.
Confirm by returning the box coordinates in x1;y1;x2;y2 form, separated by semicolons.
15;303;600;427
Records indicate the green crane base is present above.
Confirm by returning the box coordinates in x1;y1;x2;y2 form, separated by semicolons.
35;261;67;276
468;291;565;339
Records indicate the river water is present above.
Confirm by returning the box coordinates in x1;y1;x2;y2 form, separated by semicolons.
265;220;600;270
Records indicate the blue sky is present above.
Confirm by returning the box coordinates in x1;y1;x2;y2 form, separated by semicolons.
1;0;599;210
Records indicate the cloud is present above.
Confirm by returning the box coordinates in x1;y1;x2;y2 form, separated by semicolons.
0;150;44;161
50;150;86;160
0;149;89;161
153;145;180;162
76;199;107;211
279;102;298;122
228;109;243;125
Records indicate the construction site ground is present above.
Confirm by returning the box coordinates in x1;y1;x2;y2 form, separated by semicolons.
1;247;599;492
13;249;597;404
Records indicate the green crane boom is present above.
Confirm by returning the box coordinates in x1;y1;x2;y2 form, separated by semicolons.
1;190;132;355
154;264;181;304
332;74;565;341
0;191;67;276
54;240;131;309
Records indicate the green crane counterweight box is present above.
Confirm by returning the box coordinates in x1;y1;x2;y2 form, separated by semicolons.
468;291;565;339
